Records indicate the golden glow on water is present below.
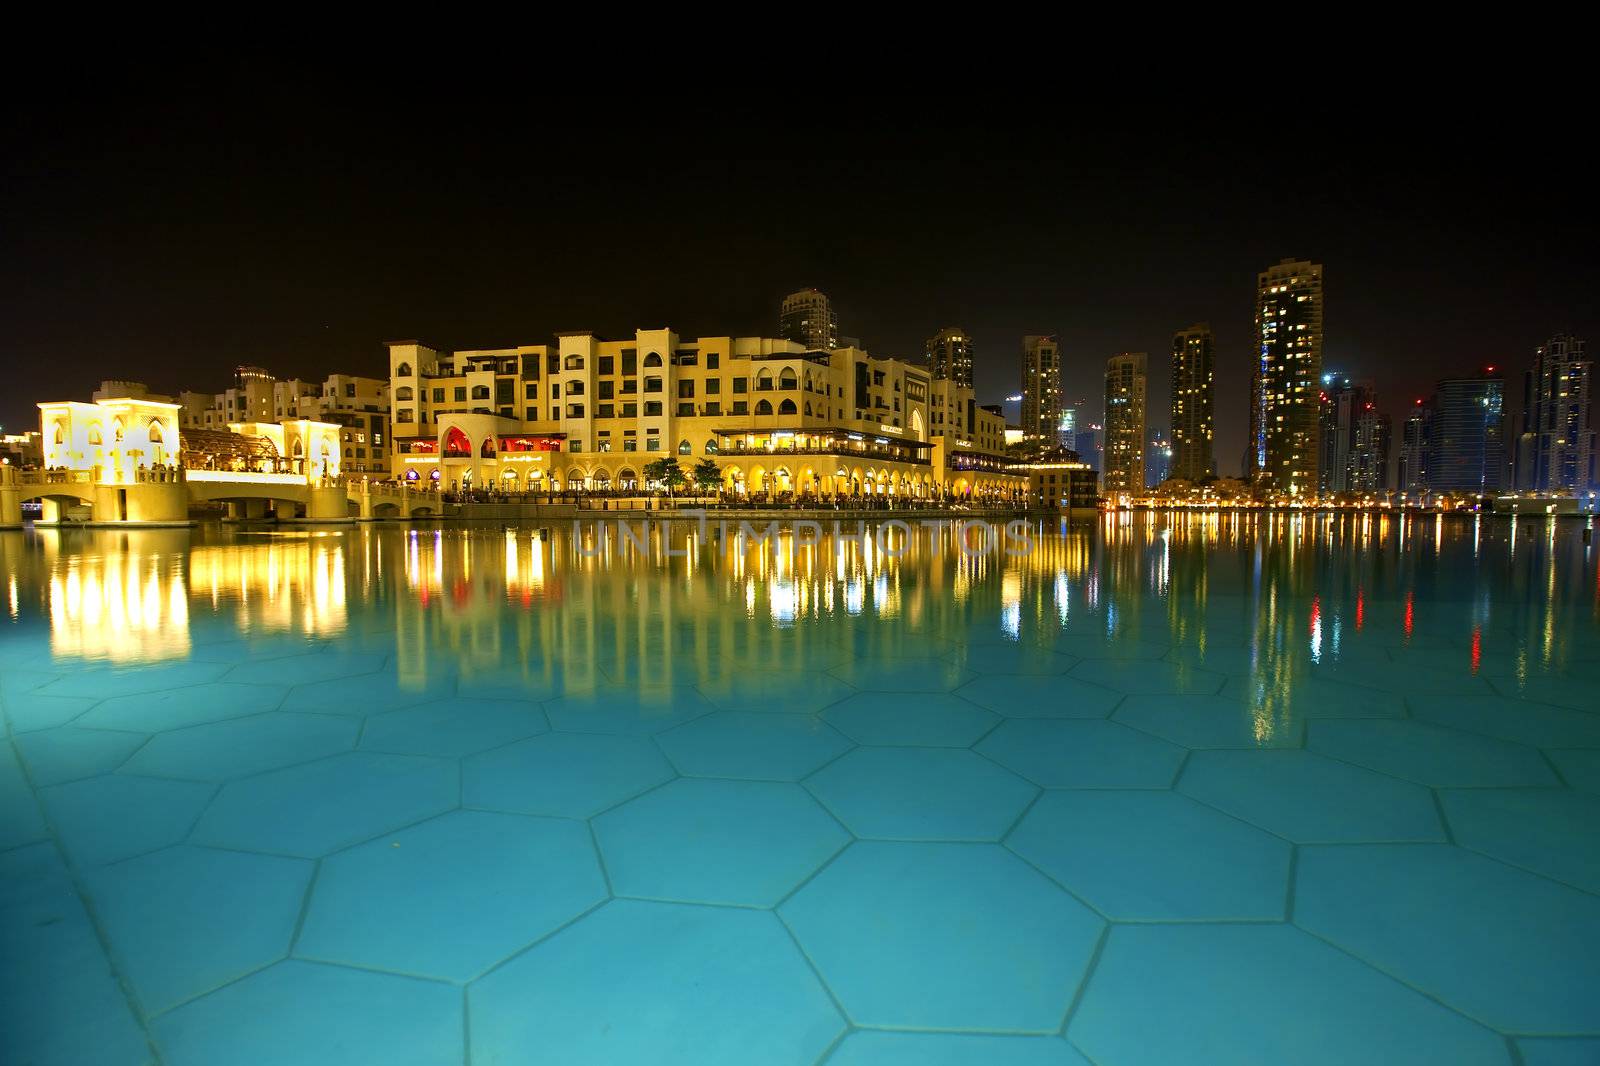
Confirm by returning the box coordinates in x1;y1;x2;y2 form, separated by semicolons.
1;515;1595;720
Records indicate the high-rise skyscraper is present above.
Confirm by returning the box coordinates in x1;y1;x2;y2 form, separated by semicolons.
1252;258;1324;496
1398;400;1431;494
1349;405;1391;494
926;328;975;389
1146;428;1173;488
1318;373;1381;494
779;289;838;351
1427;370;1505;494
1515;334;1592;494
1170;323;1215;483
1020;335;1061;446
1103;352;1148;499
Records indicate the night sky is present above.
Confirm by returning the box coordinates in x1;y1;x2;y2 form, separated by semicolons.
5;70;1594;477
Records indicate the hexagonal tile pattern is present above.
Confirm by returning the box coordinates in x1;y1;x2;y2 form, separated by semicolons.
288;670;456;714
1113;693;1305;749
0;843;150;1066
1008;790;1290;920
822;691;999;746
192;752;458;858
42;774;214;866
13;727;149;786
656;711;850;780
297;810;604;981
828;656;976;692
828;1031;1092;1065
470;900;842;1065
1308;719;1558;787
977;719;1185;788
594;779;847;905
1069;924;1509;1066
1219;674;1406;718
1440;788;1600;894
1179;748;1445;843
88;845;310;1014
37;660;232;699
954;673;1124;719
358;697;547;757
807;747;1037;841
75;682;290;732
781;841;1102;1031
153;960;462;1066
946;643;1078;676
1;692;98;733
463;731;673;818
1407;692;1600;748
1295;843;1600;1033
1069;659;1224;695
225;651;386;686
120;712;358;781
695;670;856;714
544;683;714;734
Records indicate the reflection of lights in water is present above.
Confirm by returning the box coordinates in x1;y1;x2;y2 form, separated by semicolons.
49;552;190;660
770;580;797;624
1471;625;1482;674
1308;595;1322;664
845;579;864;616
1055;573;1070;625
7;576;15;618
1001;571;1022;640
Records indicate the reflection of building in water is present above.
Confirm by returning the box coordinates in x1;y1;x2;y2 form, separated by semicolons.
40;534;191;661
188;537;348;637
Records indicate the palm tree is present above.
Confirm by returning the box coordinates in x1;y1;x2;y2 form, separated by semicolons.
691;458;721;498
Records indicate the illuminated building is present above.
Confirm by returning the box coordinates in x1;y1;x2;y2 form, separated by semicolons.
1515;334;1592;494
1019;335;1061;446
1145;428;1172;489
1427;370;1504;494
388;331;1025;501
925;327;975;389
1102;352;1147;500
1009;454;1098;512
1169;323;1215;482
1318;374;1388;494
181;368;390;475
1253;258;1324;496
1398;400;1430;494
778;288;838;351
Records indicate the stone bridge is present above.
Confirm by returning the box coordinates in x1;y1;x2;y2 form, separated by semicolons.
1;467;446;527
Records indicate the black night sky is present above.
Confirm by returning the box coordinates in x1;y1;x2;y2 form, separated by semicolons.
4;70;1594;477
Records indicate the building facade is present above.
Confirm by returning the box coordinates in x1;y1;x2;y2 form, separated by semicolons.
387;330;1023;502
1398;401;1430;495
778;289;838;352
1010;454;1099;513
1169;324;1214;483
1252;259;1324;497
1019;334;1062;447
1515;334;1592;494
1318;374;1388;495
181;368;390;475
926;327;975;390
1102;352;1148;500
1427;371;1505;494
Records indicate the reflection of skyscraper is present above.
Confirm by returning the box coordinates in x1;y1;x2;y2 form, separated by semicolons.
1253;259;1324;495
779;289;838;351
1516;334;1592;493
1103;353;1147;498
1020;335;1061;445
926;327;974;389
1170;324;1214;482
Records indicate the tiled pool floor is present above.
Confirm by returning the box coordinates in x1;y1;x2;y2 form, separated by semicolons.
2;519;1599;1065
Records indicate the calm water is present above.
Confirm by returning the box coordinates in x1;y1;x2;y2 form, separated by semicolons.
2;514;1599;1066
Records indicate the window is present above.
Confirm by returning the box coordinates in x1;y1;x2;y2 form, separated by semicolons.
567;381;585;396
564;355;584;371
779;368;797;390
732;401;748;415
643;352;663;368
621;402;638;417
472;385;490;400
644;401;663;416
677;403;695;416
705;439;718;454
524;383;537;400
622;350;637;375
148;421;163;444
454;388;467;403
433;389;446;403
396;387;414;401
707;352;720;369
757;369;773;391
598;380;614;399
597;404;615;419
705;379;720;394
677;380;694;398
567;404;585;419
756;400;773;415
88;425;103;445
644;377;663;393
779;399;797;415
646;437;661;452
703;402;721;417
525;407;538;421
397;410;415;423
678;439;692;454
396;362;412;376
733;377;748;393
598;356;614;375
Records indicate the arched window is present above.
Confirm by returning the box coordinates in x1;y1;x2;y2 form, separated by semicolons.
756;369;773;391
677;439;691;454
53;423;65;445
566;381;584;396
471;385;491;400
705;439;718;454
112;418;125;443
396;362;413;376
779;368;797;390
87;425;103;445
643;352;663;367
395;386;414;401
293;439;304;457
804;402;813;417
444;427;472;456
779;399;797;415
480;437;495;458
756;399;773;415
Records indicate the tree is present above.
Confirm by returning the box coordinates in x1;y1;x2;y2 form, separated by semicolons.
691;458;721;496
644;457;687;497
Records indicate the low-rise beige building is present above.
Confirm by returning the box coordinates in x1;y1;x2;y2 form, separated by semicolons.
388;330;1024;502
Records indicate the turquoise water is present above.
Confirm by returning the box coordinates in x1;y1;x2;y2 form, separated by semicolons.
2;514;1599;1066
